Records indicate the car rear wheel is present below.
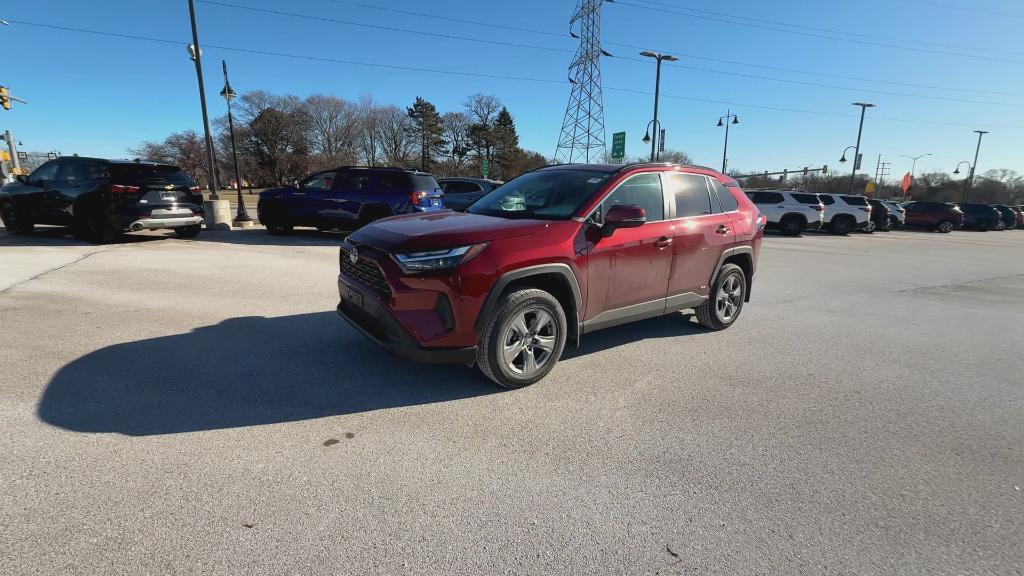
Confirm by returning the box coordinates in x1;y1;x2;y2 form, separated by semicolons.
174;224;202;239
936;220;955;233
829;216;852;235
477;288;567;389
695;263;746;331
779;216;803;236
74;214;119;244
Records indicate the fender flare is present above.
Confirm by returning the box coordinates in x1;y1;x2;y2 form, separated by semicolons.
474;263;583;337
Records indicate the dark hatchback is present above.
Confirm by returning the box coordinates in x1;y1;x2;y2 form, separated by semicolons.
257;167;445;234
0;157;204;243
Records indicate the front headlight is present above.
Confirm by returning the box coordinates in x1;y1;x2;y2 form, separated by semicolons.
393;243;488;273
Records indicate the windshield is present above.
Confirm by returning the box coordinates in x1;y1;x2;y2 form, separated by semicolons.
467;169;611;219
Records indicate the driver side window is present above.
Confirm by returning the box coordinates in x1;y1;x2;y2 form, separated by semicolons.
29;160;60;185
300;171;336;191
595;173;665;224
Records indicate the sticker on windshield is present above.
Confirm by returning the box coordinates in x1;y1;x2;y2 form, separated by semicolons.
587;178;603;184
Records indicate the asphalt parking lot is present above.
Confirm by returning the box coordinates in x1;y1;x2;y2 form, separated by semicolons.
1;226;1022;575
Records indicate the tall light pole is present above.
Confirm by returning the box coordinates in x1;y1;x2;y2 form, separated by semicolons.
717;110;739;174
900;153;931;200
963;130;988;202
639;51;677;162
220;60;251;226
849;102;875;194
187;0;220;198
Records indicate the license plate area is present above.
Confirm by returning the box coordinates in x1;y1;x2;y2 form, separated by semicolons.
343;285;363;308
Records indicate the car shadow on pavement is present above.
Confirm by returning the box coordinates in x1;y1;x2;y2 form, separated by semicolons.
0;226;167;246
188;227;351;247
563;312;707;359
36;311;496;436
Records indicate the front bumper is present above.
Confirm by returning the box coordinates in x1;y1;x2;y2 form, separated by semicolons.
336;278;477;364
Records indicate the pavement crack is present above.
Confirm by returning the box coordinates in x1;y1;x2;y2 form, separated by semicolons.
891;272;1024;294
0;249;107;295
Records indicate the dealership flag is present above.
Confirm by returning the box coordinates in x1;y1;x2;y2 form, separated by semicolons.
901;172;913;193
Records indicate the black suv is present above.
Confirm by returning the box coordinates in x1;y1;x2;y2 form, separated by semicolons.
0;157;204;243
959;203;1003;231
257;167;444;234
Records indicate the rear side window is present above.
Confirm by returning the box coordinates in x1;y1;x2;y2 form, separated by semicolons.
819;195;836;205
410;174;441;192
712;179;739;212
791;193;821;204
840;195;868;206
667;173;712;217
750;191;784;204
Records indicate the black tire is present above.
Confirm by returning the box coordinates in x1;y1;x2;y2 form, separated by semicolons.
887;216;899;231
695;263;747;331
779;216;804;236
477;288;567;389
74;214;119;244
1;202;34;235
174;224;202;239
936;220;955;233
829;216;852;236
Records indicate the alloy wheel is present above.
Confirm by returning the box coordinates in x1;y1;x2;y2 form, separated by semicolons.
716;273;743;322
938;221;954;233
502;307;558;376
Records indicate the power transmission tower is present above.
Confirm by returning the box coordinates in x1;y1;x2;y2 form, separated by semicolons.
554;0;607;164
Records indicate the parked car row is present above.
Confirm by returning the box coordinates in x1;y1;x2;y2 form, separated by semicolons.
745;188;1023;236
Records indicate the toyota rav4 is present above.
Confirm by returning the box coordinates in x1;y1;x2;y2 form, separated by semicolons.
336;163;765;388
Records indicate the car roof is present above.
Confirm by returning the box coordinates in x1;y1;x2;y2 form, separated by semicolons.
437;177;503;184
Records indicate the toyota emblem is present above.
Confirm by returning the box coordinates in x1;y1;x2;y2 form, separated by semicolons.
349;248;358;264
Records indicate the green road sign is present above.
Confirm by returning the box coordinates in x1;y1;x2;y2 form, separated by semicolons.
611;132;626;160
482;158;490;178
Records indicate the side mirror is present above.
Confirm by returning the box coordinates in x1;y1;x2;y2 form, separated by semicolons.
601;204;646;237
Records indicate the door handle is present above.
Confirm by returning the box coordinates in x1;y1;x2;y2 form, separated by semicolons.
654;236;673;248
716;225;731;235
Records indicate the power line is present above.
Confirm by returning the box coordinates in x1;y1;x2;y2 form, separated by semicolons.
7;19;1023;130
894;0;1024;20
326;0;1020;97
199;0;1024;107
196;0;568;54
611;0;1024;65
628;0;1023;57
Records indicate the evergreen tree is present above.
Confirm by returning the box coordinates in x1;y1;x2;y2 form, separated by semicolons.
406;97;445;172
491;107;519;178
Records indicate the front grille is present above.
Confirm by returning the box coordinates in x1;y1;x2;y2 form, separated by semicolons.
342;251;392;298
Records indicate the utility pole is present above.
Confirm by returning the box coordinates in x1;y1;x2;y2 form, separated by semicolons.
963;130;988;202
187;0;220;198
849;102;875;194
4;130;21;175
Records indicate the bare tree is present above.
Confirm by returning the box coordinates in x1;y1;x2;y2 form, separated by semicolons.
355;94;383;166
464;93;502;125
129;130;208;185
301;94;358;168
377;105;415;167
439;111;472;176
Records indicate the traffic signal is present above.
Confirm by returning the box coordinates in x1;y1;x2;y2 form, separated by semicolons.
0;86;10;110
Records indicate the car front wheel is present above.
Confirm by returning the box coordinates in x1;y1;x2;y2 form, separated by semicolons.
477;288;567;389
174;224;202;239
1;203;34;235
936;220;955;233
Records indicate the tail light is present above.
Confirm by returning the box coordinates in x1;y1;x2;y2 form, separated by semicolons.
411;191;431;207
811;204;825;212
860;206;872;213
757;214;767;230
190;185;201;193
110;184;140;194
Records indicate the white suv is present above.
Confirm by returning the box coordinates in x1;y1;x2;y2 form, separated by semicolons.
817;193;872;235
745;190;825;236
884;200;906;227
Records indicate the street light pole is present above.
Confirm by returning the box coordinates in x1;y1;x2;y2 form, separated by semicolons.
849;102;875;194
220;60;251;225
963;130;988;202
640;51;677;162
717;110;739;174
187;0;220;198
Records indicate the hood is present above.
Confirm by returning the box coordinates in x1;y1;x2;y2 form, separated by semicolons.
348;210;545;251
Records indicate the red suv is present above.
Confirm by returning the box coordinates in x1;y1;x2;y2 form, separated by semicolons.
336;163;765;388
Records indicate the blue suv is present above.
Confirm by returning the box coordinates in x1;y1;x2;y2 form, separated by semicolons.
257;167;445;234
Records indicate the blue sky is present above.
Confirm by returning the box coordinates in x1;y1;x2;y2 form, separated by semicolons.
3;0;1022;178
